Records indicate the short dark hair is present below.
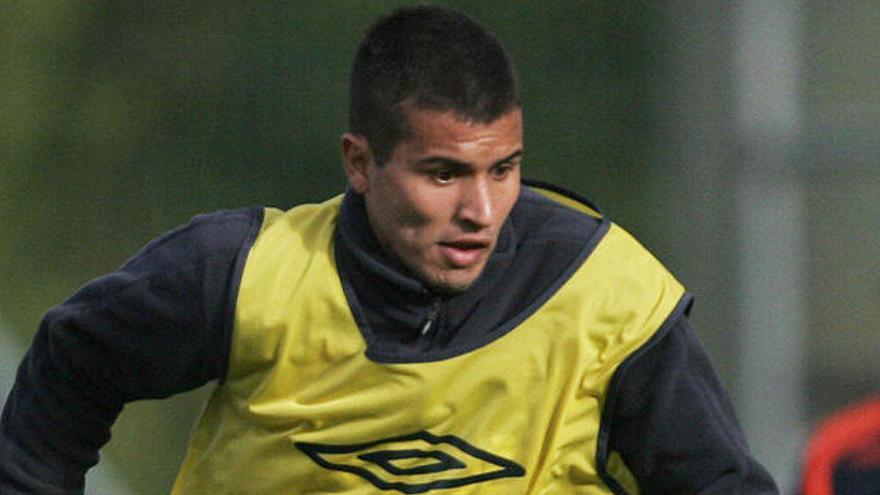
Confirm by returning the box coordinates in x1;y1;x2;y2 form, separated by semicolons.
349;5;520;165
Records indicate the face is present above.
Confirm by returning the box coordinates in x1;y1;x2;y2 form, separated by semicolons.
343;106;523;293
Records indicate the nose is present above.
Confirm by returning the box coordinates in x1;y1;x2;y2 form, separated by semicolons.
457;178;494;229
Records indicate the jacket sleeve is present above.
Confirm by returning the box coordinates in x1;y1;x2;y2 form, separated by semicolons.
0;207;263;494
602;309;780;494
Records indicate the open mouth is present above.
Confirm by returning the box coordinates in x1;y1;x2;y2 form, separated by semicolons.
438;240;490;267
440;240;489;250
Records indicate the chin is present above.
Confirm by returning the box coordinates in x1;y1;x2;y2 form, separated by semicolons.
411;260;484;294
431;282;471;295
425;272;480;295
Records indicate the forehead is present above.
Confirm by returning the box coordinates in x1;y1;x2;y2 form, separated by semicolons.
397;106;523;155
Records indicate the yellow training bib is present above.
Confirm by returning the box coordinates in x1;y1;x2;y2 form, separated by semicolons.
172;192;684;494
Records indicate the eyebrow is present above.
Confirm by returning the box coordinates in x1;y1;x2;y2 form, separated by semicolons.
415;150;523;169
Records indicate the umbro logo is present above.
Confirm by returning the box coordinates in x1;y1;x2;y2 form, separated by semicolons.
295;430;525;493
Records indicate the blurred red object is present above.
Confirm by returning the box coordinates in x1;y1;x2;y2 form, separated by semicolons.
801;395;880;495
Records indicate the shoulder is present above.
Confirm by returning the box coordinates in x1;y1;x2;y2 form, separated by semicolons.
498;181;607;306
122;206;267;271
501;182;684;339
156;206;266;252
520;180;678;285
517;181;687;352
258;196;344;232
512;180;604;248
513;180;674;286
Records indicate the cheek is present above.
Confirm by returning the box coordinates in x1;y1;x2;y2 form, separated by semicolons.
372;192;439;252
392;188;453;229
395;203;433;227
496;183;521;219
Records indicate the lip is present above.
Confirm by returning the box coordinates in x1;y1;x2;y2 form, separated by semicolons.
438;237;492;267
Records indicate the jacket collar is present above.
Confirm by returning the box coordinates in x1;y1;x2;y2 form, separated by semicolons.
334;188;516;336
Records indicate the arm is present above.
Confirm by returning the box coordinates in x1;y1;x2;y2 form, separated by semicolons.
0;207;263;494
601;311;779;494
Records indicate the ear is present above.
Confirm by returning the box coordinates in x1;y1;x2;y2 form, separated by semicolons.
341;133;374;194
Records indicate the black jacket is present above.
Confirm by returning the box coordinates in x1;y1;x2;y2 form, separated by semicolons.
0;182;778;494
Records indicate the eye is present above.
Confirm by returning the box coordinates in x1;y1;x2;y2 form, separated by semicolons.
490;162;517;179
431;168;456;183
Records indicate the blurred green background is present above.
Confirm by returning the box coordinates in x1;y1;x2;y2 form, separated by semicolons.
2;1;878;493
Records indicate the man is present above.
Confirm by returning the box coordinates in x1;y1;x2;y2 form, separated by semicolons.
1;5;777;494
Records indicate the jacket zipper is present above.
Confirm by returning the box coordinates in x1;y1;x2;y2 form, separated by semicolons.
420;298;442;336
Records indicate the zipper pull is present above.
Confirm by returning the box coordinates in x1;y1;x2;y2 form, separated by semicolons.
420;299;442;335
